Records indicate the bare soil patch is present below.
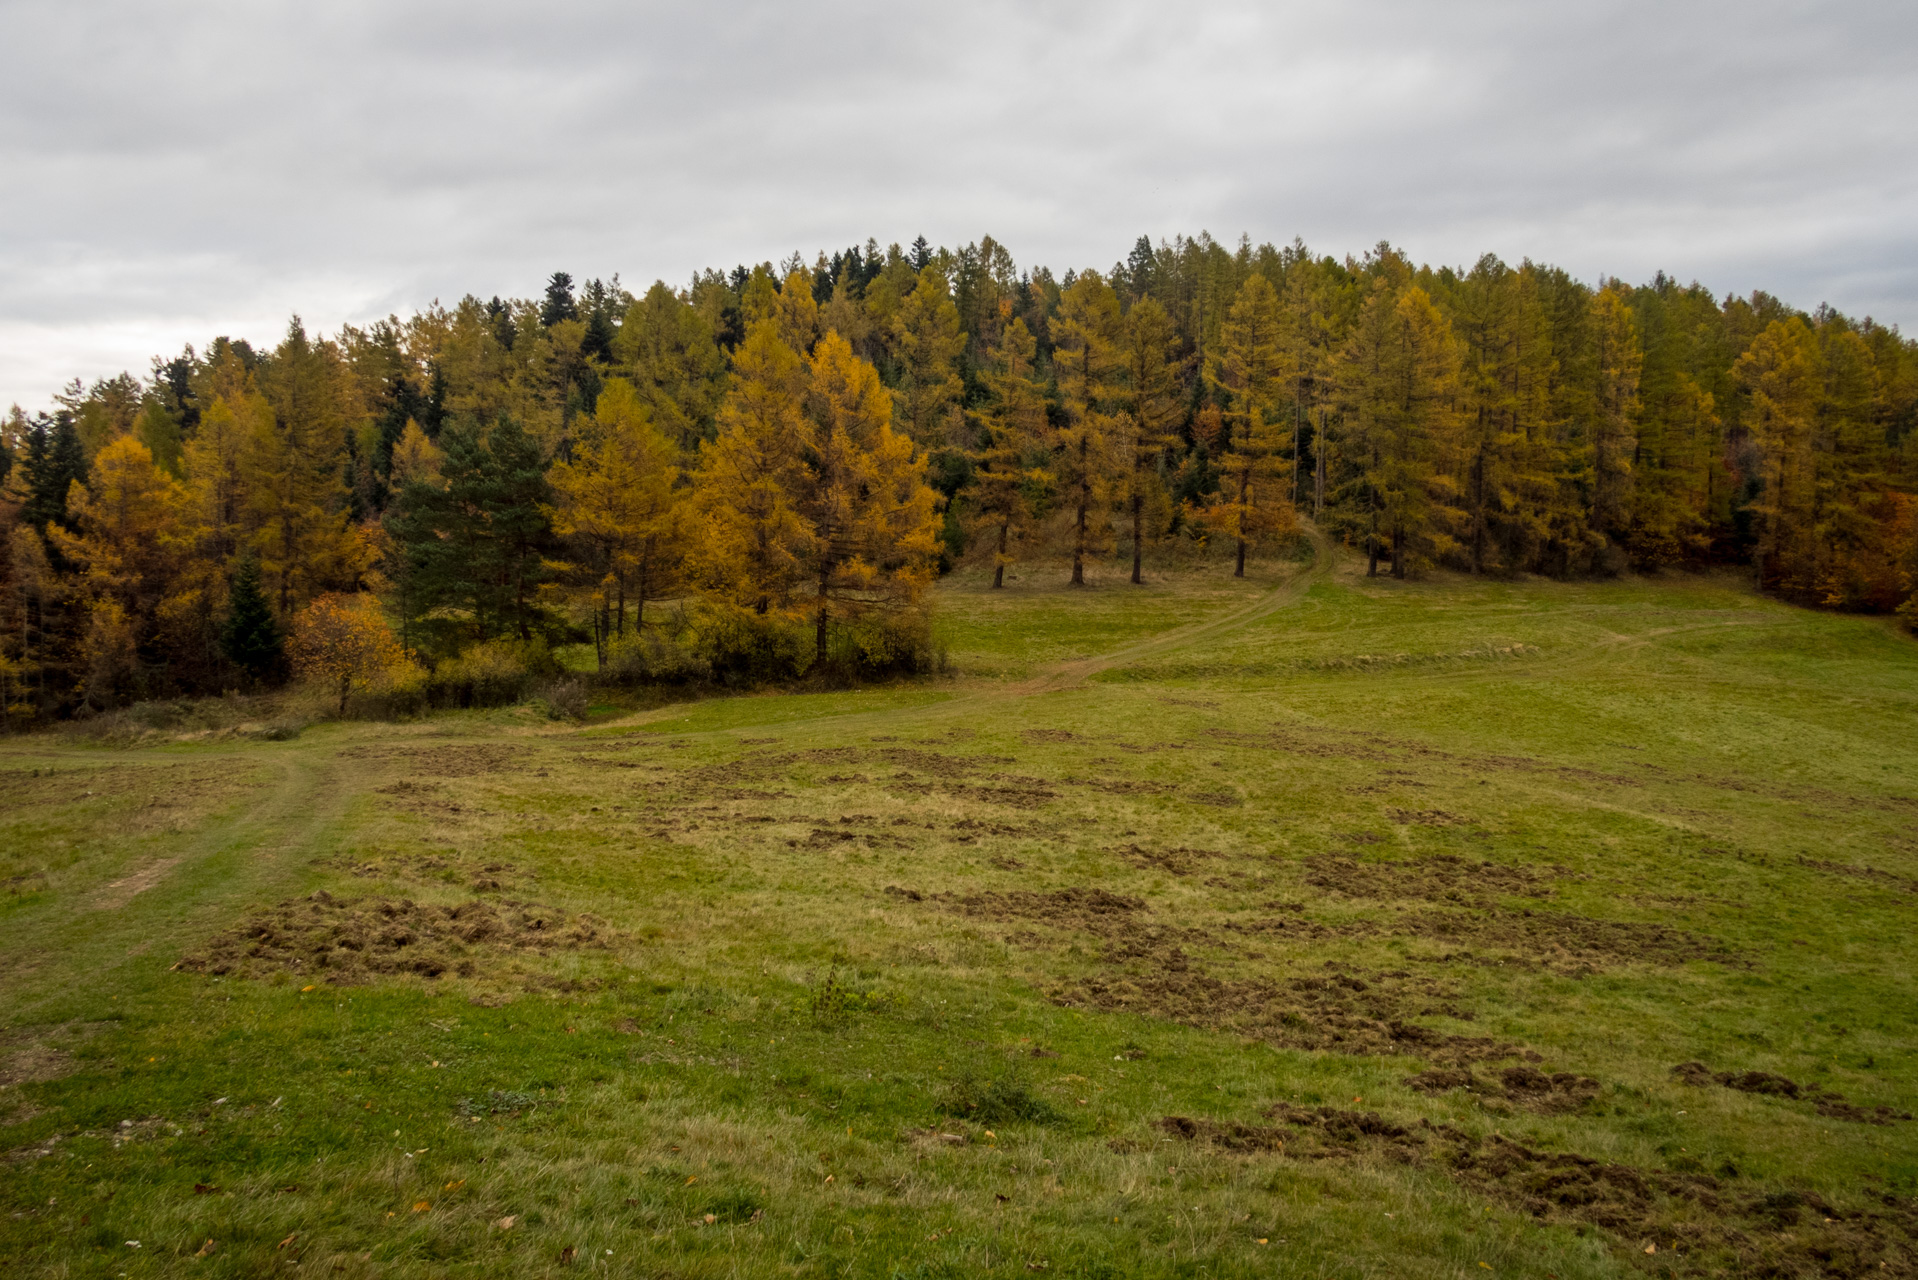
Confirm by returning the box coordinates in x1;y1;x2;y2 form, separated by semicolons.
1404;1064;1600;1113
92;856;185;909
0;1021;110;1088
1672;1062;1912;1124
1304;853;1566;905
1399;907;1736;970
172;890;610;983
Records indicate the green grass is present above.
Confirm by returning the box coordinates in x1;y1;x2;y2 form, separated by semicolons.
2;542;1916;1278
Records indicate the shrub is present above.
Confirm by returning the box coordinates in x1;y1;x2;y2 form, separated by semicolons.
427;638;563;709
940;1067;1063;1126
602;624;711;685
535;677;590;721
289;594;411;714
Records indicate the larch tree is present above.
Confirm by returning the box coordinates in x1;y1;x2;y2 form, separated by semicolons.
1204;274;1294;576
891;263;966;451
1114;296;1183;584
692;323;816;616
795;331;938;662
1736;318;1822;593
547;379;689;667
1338;282;1465;578
613;282;729;456
1588;283;1643;553
248;320;365;613
969;317;1050;588
1050;271;1125;585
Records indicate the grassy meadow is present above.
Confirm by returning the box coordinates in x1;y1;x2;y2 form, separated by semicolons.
2;538;1916;1278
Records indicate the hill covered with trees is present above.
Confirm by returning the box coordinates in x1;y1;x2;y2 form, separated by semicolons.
3;232;1916;724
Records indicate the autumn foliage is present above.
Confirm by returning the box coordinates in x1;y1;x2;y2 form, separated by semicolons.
3;235;1917;723
287;593;410;713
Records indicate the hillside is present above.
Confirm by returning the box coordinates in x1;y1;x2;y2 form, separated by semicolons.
2;544;1916;1278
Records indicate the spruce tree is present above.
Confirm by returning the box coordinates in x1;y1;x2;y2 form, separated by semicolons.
221;554;283;684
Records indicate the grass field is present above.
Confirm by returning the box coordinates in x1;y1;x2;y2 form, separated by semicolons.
3;537;1916;1279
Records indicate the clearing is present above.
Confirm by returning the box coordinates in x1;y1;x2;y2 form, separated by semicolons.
2;540;1915;1279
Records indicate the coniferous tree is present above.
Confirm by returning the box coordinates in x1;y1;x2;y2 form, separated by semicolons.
1115;296;1183;583
1203;275;1293;576
387;412;555;644
220;552;283;684
1051;271;1125;585
969;318;1050;588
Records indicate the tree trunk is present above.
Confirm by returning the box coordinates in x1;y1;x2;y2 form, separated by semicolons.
992;519;1008;589
1131;493;1144;584
816;562;830;662
1071;468;1088;587
1367;496;1380;577
1233;467;1251;578
1315;409;1327;516
1391;523;1405;579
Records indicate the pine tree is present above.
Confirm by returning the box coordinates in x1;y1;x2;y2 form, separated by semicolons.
220;552;283;684
386;412;555;643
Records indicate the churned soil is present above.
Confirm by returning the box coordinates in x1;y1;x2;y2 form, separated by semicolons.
171;890;610;983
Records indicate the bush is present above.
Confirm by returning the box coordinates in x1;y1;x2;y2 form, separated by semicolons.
602;624;711;685
940;1067;1063;1126
535;678;589;721
427;638;564;709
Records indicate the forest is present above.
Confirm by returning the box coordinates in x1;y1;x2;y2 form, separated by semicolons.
3;232;1916;725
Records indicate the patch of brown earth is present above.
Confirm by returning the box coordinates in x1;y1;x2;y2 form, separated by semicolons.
1796;856;1918;895
1162;1105;1918;1276
1059;965;1520;1064
1305;853;1565;905
0;1022;110;1088
1447;1131;1918;1278
1385;808;1470;826
1154;1115;1288;1151
1110;844;1222;875
1672;1062;1911;1124
92;857;184;909
1400;908;1737;970
172;890;610;983
343;744;528;777
1404;1064;1600;1113
1022;729;1079;743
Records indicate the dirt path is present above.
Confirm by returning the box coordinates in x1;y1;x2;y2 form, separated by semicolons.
0;744;367;1014
1006;524;1335;695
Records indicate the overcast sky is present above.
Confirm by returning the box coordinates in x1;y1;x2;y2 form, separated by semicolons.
2;0;1914;410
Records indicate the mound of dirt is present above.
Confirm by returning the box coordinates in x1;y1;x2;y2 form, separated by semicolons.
1399;907;1736;970
1448;1131;1918;1276
1405;1064;1600;1113
172;890;610;983
1058;965;1522;1065
1155;1115;1287;1151
1110;844;1222;875
1672;1062;1912;1124
1161;1103;1918;1275
1305;853;1564;905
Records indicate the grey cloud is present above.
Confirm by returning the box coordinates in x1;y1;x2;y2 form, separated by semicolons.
2;0;1914;405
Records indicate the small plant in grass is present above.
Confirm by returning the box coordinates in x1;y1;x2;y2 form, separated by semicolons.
809;965;895;1023
940;1067;1063;1126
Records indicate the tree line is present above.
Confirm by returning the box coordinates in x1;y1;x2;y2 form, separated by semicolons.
3;233;1916;721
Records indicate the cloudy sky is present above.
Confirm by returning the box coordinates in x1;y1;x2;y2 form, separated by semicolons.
2;0;1913;410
